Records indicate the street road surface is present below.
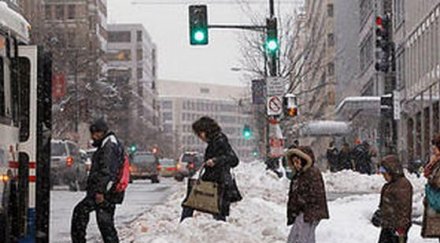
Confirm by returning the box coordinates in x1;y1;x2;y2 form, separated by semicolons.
50;178;177;242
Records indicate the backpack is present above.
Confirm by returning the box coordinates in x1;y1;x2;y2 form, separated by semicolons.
114;154;130;192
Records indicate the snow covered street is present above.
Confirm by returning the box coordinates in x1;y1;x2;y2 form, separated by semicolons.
110;161;438;243
50;178;178;242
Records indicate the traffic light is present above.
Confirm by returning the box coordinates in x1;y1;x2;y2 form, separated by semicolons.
265;18;278;55
189;5;208;45
283;94;298;117
375;15;392;72
129;144;137;153
243;124;252;140
380;93;393;115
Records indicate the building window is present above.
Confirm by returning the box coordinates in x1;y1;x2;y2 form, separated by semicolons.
45;5;52;19
108;31;131;43
107;50;131;61
55;5;64;20
327;4;334;17
360;32;373;71
67;5;75;19
327;33;335;47
200;88;210;94
163;112;172;121
137;68;143;79
137;31;143;42
162;100;172;109
137;49;143;61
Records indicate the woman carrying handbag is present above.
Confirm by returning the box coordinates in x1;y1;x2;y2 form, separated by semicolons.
180;116;240;222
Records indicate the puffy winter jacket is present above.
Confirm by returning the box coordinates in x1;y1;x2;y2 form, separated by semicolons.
87;132;125;204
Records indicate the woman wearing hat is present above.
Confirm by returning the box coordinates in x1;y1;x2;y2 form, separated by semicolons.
377;155;412;243
285;146;329;243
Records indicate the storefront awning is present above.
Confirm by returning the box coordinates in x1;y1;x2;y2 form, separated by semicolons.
295;120;351;137
336;96;381;118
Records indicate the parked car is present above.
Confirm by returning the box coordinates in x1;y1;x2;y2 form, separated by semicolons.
174;152;204;181
130;151;160;183
159;158;178;177
50;140;88;191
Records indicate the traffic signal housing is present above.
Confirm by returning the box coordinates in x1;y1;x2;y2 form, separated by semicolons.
243;124;252;140
283;94;298;117
189;5;208;45
375;15;392;72
265;17;278;55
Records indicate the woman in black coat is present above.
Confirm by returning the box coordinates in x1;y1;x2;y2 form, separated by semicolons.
181;116;239;222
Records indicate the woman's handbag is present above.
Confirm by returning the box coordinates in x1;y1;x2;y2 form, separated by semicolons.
226;172;242;203
182;168;221;214
425;184;440;212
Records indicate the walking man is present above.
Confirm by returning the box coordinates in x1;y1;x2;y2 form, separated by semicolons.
71;119;124;243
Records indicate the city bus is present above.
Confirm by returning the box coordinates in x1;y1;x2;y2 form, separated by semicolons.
0;2;52;243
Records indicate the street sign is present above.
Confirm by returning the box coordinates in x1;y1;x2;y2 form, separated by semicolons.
267;96;283;116
393;90;401;120
266;77;285;97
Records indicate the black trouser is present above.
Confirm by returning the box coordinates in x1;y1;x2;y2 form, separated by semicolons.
378;228;407;243
71;196;119;243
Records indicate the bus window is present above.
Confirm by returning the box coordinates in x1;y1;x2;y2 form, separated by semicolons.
0;58;4;118
11;57;30;141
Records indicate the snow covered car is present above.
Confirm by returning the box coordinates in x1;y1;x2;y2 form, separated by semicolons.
130;152;160;183
50;140;88;191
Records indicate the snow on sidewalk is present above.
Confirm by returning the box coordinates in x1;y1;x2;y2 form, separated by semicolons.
118;161;436;243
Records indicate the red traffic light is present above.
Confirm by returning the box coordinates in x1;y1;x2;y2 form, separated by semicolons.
376;16;383;26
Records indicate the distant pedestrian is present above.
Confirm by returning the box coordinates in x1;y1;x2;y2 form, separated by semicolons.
285;146;329;243
180;116;240;222
422;134;440;239
376;155;413;243
338;143;353;170
326;141;339;172
352;141;372;174
71;119;124;243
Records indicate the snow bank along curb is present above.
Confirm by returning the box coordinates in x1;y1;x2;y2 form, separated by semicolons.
118;161;432;243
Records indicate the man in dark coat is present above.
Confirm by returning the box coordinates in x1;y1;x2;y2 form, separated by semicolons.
338;143;353;170
352;141;372;174
377;155;413;243
71;119;124;243
326;141;339;172
181;116;239;222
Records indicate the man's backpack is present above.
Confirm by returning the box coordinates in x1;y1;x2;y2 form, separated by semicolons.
114;154;130;192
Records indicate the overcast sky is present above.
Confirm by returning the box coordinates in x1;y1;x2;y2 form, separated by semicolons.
107;0;302;87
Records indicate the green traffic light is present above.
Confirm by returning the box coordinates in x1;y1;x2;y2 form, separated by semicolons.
194;30;206;42
266;39;278;52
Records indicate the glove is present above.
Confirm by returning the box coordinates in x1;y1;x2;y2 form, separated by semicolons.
371;209;382;227
395;227;406;237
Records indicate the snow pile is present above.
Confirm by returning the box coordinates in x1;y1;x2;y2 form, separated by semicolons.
118;162;435;243
323;169;427;193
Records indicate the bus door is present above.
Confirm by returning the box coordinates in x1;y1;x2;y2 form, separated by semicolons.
13;46;51;243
